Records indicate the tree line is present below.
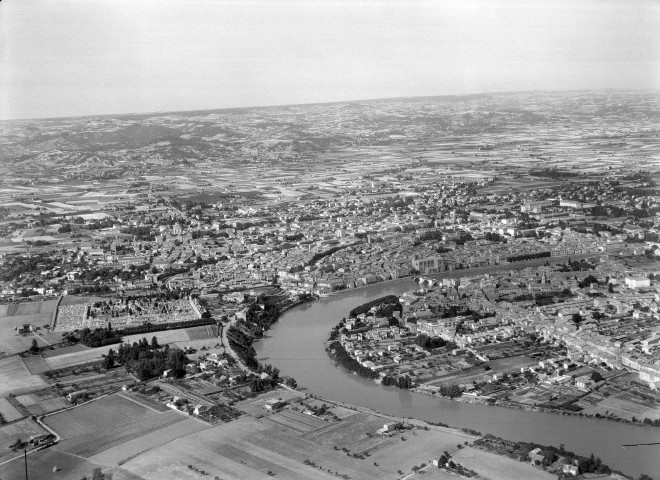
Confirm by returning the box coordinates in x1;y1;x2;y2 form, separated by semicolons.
326;340;378;380
506;251;551;262
349;295;400;318
111;337;188;380
77;318;216;348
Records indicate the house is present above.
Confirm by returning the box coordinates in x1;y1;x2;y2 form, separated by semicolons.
67;390;88;402
193;404;205;415
562;463;579;476
528;447;545;464
15;324;33;334
264;398;285;412
625;277;651;289
382;422;398;433
574;375;595;391
162;369;172;378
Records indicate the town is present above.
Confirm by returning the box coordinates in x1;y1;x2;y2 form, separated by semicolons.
0;90;658;480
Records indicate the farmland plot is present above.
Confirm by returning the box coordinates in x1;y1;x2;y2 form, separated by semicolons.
44;345;107;369
266;409;328;433
0;313;56;355
89;416;208;465
55;411;187;458
452;446;556;480
16;390;69;415
0;418;49;462
44;393;159;438
0;448;108;480
0;356;48;396
0;397;23;422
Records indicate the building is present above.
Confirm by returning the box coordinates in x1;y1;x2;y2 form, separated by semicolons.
528;447;545;464
264;398;285;412
624;277;651;289
574;375;595;391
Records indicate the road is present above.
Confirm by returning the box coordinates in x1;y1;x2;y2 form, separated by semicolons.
220;318;249;372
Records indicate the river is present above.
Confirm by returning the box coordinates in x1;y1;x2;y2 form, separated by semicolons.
255;278;660;478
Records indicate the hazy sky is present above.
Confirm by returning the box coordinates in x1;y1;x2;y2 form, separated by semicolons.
1;0;659;120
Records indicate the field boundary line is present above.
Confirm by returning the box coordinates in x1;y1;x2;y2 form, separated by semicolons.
41;390;117;423
50;295;64;330
116;392;163;414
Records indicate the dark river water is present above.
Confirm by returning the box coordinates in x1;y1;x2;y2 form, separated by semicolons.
254;279;660;478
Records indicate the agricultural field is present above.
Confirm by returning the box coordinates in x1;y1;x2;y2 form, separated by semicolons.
21;354;51;374
580;390;660;421
486;355;539;373
0;356;49;396
236;388;306;417
452;446;556;480
0;397;23;422
418;468;465;479
184;324;219;339
0;299;60;355
42;343;89;358
15;390;69;416
267;409;329;433
88;415;208;466
121;412;476;480
59;295;104;307
54;410;190;458
303;412;387;451
118;329;187;347
44;393;160;439
0;418;49;462
43;345;108;369
37;391;210;468
0;448;110;480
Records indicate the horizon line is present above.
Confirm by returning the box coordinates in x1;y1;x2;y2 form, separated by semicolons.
2;87;659;124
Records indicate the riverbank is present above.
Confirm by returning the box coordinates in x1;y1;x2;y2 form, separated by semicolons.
327;322;659;430
289;389;630;480
255;276;660;478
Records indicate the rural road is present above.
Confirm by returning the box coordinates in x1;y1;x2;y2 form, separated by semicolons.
221;317;249;372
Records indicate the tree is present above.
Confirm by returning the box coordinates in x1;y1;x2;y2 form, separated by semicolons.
151;336;159;349
91;467;113;480
571;313;583;326
29;338;39;354
104;349;116;369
